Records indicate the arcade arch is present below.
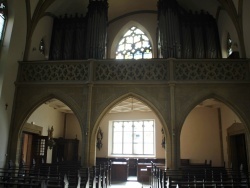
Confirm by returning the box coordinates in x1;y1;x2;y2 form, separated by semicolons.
90;95;169;167
180;98;249;171
11;86;249;170
20;98;82;167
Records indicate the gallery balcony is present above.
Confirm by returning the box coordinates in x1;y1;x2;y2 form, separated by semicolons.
17;58;250;85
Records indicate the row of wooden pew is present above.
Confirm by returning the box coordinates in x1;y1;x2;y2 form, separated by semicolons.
150;163;250;188
0;161;111;187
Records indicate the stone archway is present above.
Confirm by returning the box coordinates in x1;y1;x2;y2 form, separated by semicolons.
8;91;84;167
89;93;170;167
179;97;249;170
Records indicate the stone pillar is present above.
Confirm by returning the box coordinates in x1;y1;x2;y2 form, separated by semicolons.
169;83;179;170
81;126;89;167
80;82;93;167
87;83;94;166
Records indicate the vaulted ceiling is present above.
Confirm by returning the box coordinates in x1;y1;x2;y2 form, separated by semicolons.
45;97;222;114
47;0;221;19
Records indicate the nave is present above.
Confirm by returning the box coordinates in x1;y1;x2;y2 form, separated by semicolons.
110;176;151;188
1;159;249;187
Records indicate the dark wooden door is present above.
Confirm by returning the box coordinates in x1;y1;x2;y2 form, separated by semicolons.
52;138;79;163
21;133;33;166
230;134;248;172
31;135;48;166
128;158;137;176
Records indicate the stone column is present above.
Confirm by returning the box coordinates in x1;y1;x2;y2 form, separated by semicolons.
169;83;179;169
169;58;179;169
86;82;94;167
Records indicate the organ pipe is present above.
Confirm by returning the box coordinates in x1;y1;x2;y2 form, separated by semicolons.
157;0;221;59
158;0;180;58
86;0;108;59
49;1;108;60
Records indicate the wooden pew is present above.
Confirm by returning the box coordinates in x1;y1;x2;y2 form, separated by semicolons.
74;168;90;188
151;164;250;188
151;162;166;188
39;162;91;188
111;161;128;182
0;160;110;188
0;168;49;187
92;162;111;188
0;162;91;188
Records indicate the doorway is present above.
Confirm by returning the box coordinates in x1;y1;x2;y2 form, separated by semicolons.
21;133;33;166
227;123;248;172
230;133;248;172
21;132;48;167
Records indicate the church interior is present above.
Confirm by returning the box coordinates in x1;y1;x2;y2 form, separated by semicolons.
0;0;250;187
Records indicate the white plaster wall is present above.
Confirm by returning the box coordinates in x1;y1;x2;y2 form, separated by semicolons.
65;114;82;159
217;10;239;58
0;0;55;166
0;0;27;168
27;104;65;163
96;110;165;159
27;107;83;163
11;0;55;62
28;16;54;60
181;107;221;166
27;104;65;137
217;0;250;58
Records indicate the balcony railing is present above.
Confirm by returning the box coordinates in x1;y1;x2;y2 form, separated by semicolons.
17;59;250;84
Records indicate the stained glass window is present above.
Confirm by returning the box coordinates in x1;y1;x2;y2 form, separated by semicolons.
116;26;152;59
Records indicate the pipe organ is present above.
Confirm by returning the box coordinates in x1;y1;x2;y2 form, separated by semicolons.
158;0;221;59
85;0;108;59
49;0;108;60
158;0;181;58
49;14;87;60
49;0;221;60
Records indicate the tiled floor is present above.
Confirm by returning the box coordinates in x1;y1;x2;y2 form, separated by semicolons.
110;176;151;188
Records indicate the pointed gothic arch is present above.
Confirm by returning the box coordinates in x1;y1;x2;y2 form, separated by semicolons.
89;93;170;166
9;93;83;166
179;94;250;169
178;94;248;132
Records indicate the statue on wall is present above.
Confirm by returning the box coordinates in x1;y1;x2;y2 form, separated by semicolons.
48;126;54;139
96;128;103;150
47;126;55;149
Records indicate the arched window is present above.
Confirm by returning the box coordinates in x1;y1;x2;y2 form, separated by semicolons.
0;1;7;43
227;33;233;56
112;120;155;155
116;26;152;59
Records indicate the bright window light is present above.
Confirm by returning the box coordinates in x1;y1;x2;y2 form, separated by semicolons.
116;26;152;59
112;120;155;155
